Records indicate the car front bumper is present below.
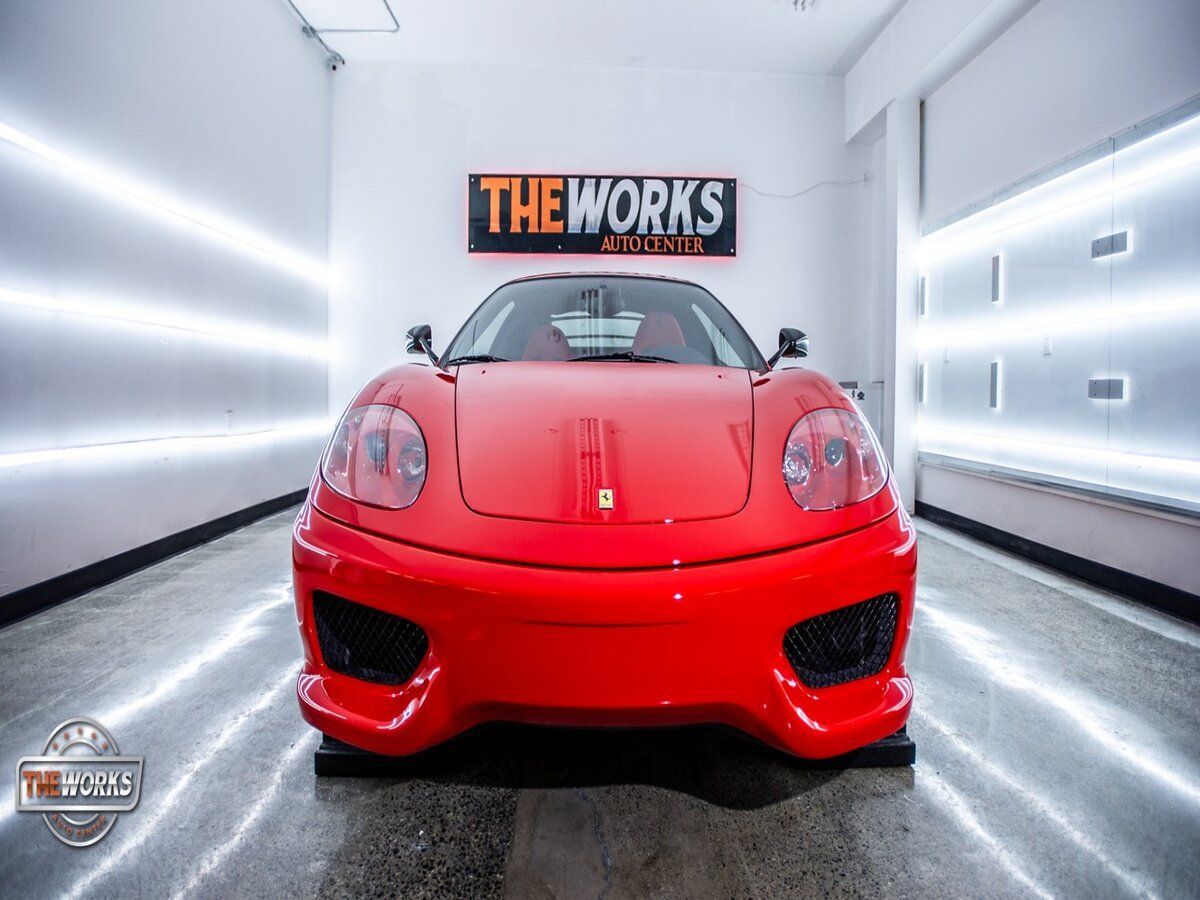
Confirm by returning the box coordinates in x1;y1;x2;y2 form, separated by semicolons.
292;503;917;759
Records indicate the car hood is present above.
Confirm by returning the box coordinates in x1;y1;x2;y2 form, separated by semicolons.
454;363;753;524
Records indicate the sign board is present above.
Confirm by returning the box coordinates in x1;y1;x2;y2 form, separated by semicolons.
468;174;736;256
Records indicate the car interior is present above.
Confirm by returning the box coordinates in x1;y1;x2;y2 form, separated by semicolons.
450;278;757;367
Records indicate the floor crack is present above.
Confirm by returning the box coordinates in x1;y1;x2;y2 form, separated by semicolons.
575;789;613;900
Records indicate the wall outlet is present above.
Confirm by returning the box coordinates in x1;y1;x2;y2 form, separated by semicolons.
1042;336;1053;356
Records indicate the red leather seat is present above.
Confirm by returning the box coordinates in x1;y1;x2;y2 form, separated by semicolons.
632;311;685;352
522;324;570;361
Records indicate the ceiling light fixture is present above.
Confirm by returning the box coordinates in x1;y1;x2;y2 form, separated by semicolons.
280;0;400;70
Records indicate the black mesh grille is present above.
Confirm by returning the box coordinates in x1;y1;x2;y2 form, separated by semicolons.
783;593;899;688
312;592;429;685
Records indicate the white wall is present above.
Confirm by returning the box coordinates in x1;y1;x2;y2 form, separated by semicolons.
329;62;879;410
917;0;1200;597
923;0;1200;225
919;467;1200;597
0;1;331;597
844;0;1037;142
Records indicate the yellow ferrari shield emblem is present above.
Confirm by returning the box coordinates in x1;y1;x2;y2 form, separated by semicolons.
598;488;614;510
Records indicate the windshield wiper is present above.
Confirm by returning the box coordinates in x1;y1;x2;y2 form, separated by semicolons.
442;354;511;365
567;351;678;364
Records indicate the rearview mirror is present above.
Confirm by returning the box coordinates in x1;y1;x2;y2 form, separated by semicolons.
767;327;808;369
406;324;440;366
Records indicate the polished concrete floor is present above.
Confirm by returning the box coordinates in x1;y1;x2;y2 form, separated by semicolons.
1;508;1198;899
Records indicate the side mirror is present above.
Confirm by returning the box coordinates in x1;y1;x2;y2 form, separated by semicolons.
767;327;808;369
406;324;440;367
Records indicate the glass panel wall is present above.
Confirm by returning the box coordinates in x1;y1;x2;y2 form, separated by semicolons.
918;105;1200;516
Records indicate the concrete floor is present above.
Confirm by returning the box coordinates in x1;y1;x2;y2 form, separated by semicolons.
1;509;1198;899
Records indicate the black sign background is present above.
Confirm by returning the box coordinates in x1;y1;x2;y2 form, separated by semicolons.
468;174;737;256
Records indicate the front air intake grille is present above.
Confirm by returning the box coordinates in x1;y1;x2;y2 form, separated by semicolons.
783;593;899;689
312;591;428;685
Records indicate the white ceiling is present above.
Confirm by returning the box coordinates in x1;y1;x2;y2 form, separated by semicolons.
290;0;906;76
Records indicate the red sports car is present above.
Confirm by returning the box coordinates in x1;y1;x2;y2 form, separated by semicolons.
293;273;916;761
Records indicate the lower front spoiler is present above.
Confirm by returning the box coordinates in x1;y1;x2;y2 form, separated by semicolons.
312;725;916;776
294;503;918;761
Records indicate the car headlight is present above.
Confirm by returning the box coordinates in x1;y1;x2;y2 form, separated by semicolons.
782;408;887;510
322;404;427;509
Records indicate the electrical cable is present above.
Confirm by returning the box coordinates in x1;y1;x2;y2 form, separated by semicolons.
739;172;870;199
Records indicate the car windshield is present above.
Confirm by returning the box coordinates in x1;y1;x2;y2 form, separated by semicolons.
441;275;766;369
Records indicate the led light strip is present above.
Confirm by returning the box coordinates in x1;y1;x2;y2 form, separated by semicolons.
0;121;330;286
0;286;329;358
919;425;1200;477
921;140;1200;262
0;422;330;470
919;294;1200;350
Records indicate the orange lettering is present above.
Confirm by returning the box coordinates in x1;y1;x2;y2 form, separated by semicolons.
479;177;509;234
28;770;63;797
540;178;563;233
511;177;539;234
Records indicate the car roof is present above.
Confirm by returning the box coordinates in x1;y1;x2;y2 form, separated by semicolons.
501;271;703;289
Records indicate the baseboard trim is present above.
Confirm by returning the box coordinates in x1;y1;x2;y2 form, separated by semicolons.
916;501;1200;625
0;489;308;629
